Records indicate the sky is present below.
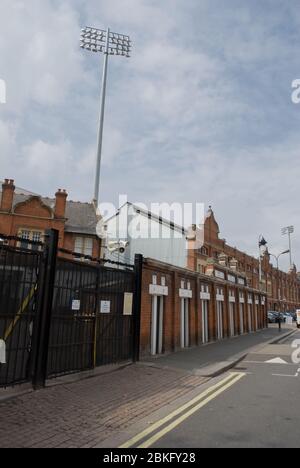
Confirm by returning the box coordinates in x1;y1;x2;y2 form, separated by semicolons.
0;0;300;270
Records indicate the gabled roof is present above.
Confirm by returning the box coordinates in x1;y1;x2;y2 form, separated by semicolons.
64;201;99;235
0;189;99;236
0;181;37;196
105;201;187;235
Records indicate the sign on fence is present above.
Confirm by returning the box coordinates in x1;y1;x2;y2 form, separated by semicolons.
71;300;81;311
0;340;6;364
100;301;111;314
123;293;133;316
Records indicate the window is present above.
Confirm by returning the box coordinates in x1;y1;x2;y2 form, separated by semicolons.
32;231;41;243
200;246;208;256
18;229;43;250
74;237;93;257
20;230;30;249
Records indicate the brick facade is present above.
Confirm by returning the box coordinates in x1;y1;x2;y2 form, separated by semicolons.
187;207;300;312
0;179;101;257
140;257;267;358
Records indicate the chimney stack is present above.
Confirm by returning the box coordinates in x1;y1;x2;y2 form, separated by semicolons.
54;189;68;219
1;179;15;212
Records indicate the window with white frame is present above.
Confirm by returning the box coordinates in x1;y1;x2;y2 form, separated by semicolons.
74;237;93;257
18;229;43;250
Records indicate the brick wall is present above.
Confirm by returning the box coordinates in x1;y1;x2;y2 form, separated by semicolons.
140;257;268;358
0;180;101;256
188;208;300;311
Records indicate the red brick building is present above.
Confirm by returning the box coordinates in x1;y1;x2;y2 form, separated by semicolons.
139;257;267;357
187;207;300;312
0;179;101;256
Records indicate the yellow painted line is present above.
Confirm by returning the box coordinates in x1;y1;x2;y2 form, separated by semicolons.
119;372;244;448
139;372;245;448
4;285;37;340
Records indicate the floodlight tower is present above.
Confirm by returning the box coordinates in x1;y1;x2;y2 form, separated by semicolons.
80;26;132;206
281;225;294;268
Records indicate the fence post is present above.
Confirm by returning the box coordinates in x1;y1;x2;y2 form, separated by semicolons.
92;265;101;368
132;254;143;362
31;229;58;389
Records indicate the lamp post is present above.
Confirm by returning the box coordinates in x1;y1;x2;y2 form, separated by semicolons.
80;26;132;206
258;235;267;291
281;226;294;269
269;249;290;271
269;249;290;312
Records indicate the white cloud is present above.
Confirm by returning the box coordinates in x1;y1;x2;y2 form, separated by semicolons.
0;0;300;271
0;0;87;111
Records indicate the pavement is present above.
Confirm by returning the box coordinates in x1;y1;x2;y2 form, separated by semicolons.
141;325;296;376
0;324;297;448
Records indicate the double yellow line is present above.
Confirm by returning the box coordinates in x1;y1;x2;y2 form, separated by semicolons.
120;372;245;448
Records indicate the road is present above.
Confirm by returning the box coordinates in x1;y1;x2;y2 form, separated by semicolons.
120;330;300;448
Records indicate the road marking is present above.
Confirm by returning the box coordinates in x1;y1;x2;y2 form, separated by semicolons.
272;374;298;378
272;368;300;378
265;357;288;365
119;372;245;449
244;360;296;366
138;373;245;449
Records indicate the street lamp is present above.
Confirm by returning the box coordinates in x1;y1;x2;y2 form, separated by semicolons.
281;226;294;268
80;26;132;206
269;249;290;270
258;235;268;290
269;249;290;312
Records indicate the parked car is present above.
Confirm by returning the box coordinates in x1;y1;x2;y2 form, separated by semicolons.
267;312;276;323
282;312;292;322
285;311;297;321
269;311;285;323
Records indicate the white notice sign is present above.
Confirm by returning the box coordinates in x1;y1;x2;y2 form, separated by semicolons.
123;293;133;316
72;300;80;311
100;301;111;314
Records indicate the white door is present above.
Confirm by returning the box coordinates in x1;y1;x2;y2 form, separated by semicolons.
229;302;235;337
239;304;244;334
202;300;209;344
151;296;164;355
254;305;258;331
248;305;252;332
217;301;223;339
181;298;189;348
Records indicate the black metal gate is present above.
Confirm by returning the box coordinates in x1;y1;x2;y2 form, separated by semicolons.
95;267;135;367
0;230;142;388
46;258;136;378
0;236;42;387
